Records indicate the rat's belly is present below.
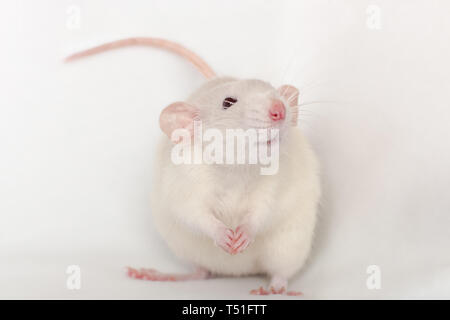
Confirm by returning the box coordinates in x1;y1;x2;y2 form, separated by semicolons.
156;215;263;276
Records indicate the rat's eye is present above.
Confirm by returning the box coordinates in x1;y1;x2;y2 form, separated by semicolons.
222;97;237;109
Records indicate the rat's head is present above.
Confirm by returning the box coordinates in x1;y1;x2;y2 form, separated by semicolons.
159;77;299;143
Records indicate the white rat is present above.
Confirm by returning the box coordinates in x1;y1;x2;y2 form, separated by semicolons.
66;38;321;295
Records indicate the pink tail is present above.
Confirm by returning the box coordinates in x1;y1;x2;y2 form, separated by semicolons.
65;37;216;79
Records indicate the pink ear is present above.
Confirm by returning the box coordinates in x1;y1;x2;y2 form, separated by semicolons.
159;101;199;142
277;85;299;107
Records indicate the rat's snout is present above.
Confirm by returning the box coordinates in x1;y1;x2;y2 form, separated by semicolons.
268;99;286;122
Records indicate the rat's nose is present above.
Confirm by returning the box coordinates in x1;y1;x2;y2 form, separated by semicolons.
269;100;286;122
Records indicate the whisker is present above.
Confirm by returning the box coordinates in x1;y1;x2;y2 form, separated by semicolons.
298;100;338;108
246;117;271;123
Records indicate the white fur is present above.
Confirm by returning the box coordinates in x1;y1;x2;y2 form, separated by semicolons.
151;78;321;287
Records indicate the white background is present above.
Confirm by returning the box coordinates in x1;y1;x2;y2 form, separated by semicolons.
0;0;449;299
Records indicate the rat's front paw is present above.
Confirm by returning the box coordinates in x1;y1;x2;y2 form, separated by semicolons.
231;225;253;254
213;226;235;254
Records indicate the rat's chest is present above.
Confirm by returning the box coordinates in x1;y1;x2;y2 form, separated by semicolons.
208;175;255;227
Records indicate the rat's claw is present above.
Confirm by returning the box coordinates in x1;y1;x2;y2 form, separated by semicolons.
270;286;286;294
250;286;302;296
250;286;270;295
287;290;303;296
250;275;303;296
126;267;161;280
126;266;142;279
250;286;285;295
213;226;235;254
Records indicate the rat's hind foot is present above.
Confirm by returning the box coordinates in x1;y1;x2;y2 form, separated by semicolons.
250;275;302;296
249;286;302;296
126;266;210;282
250;286;271;295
